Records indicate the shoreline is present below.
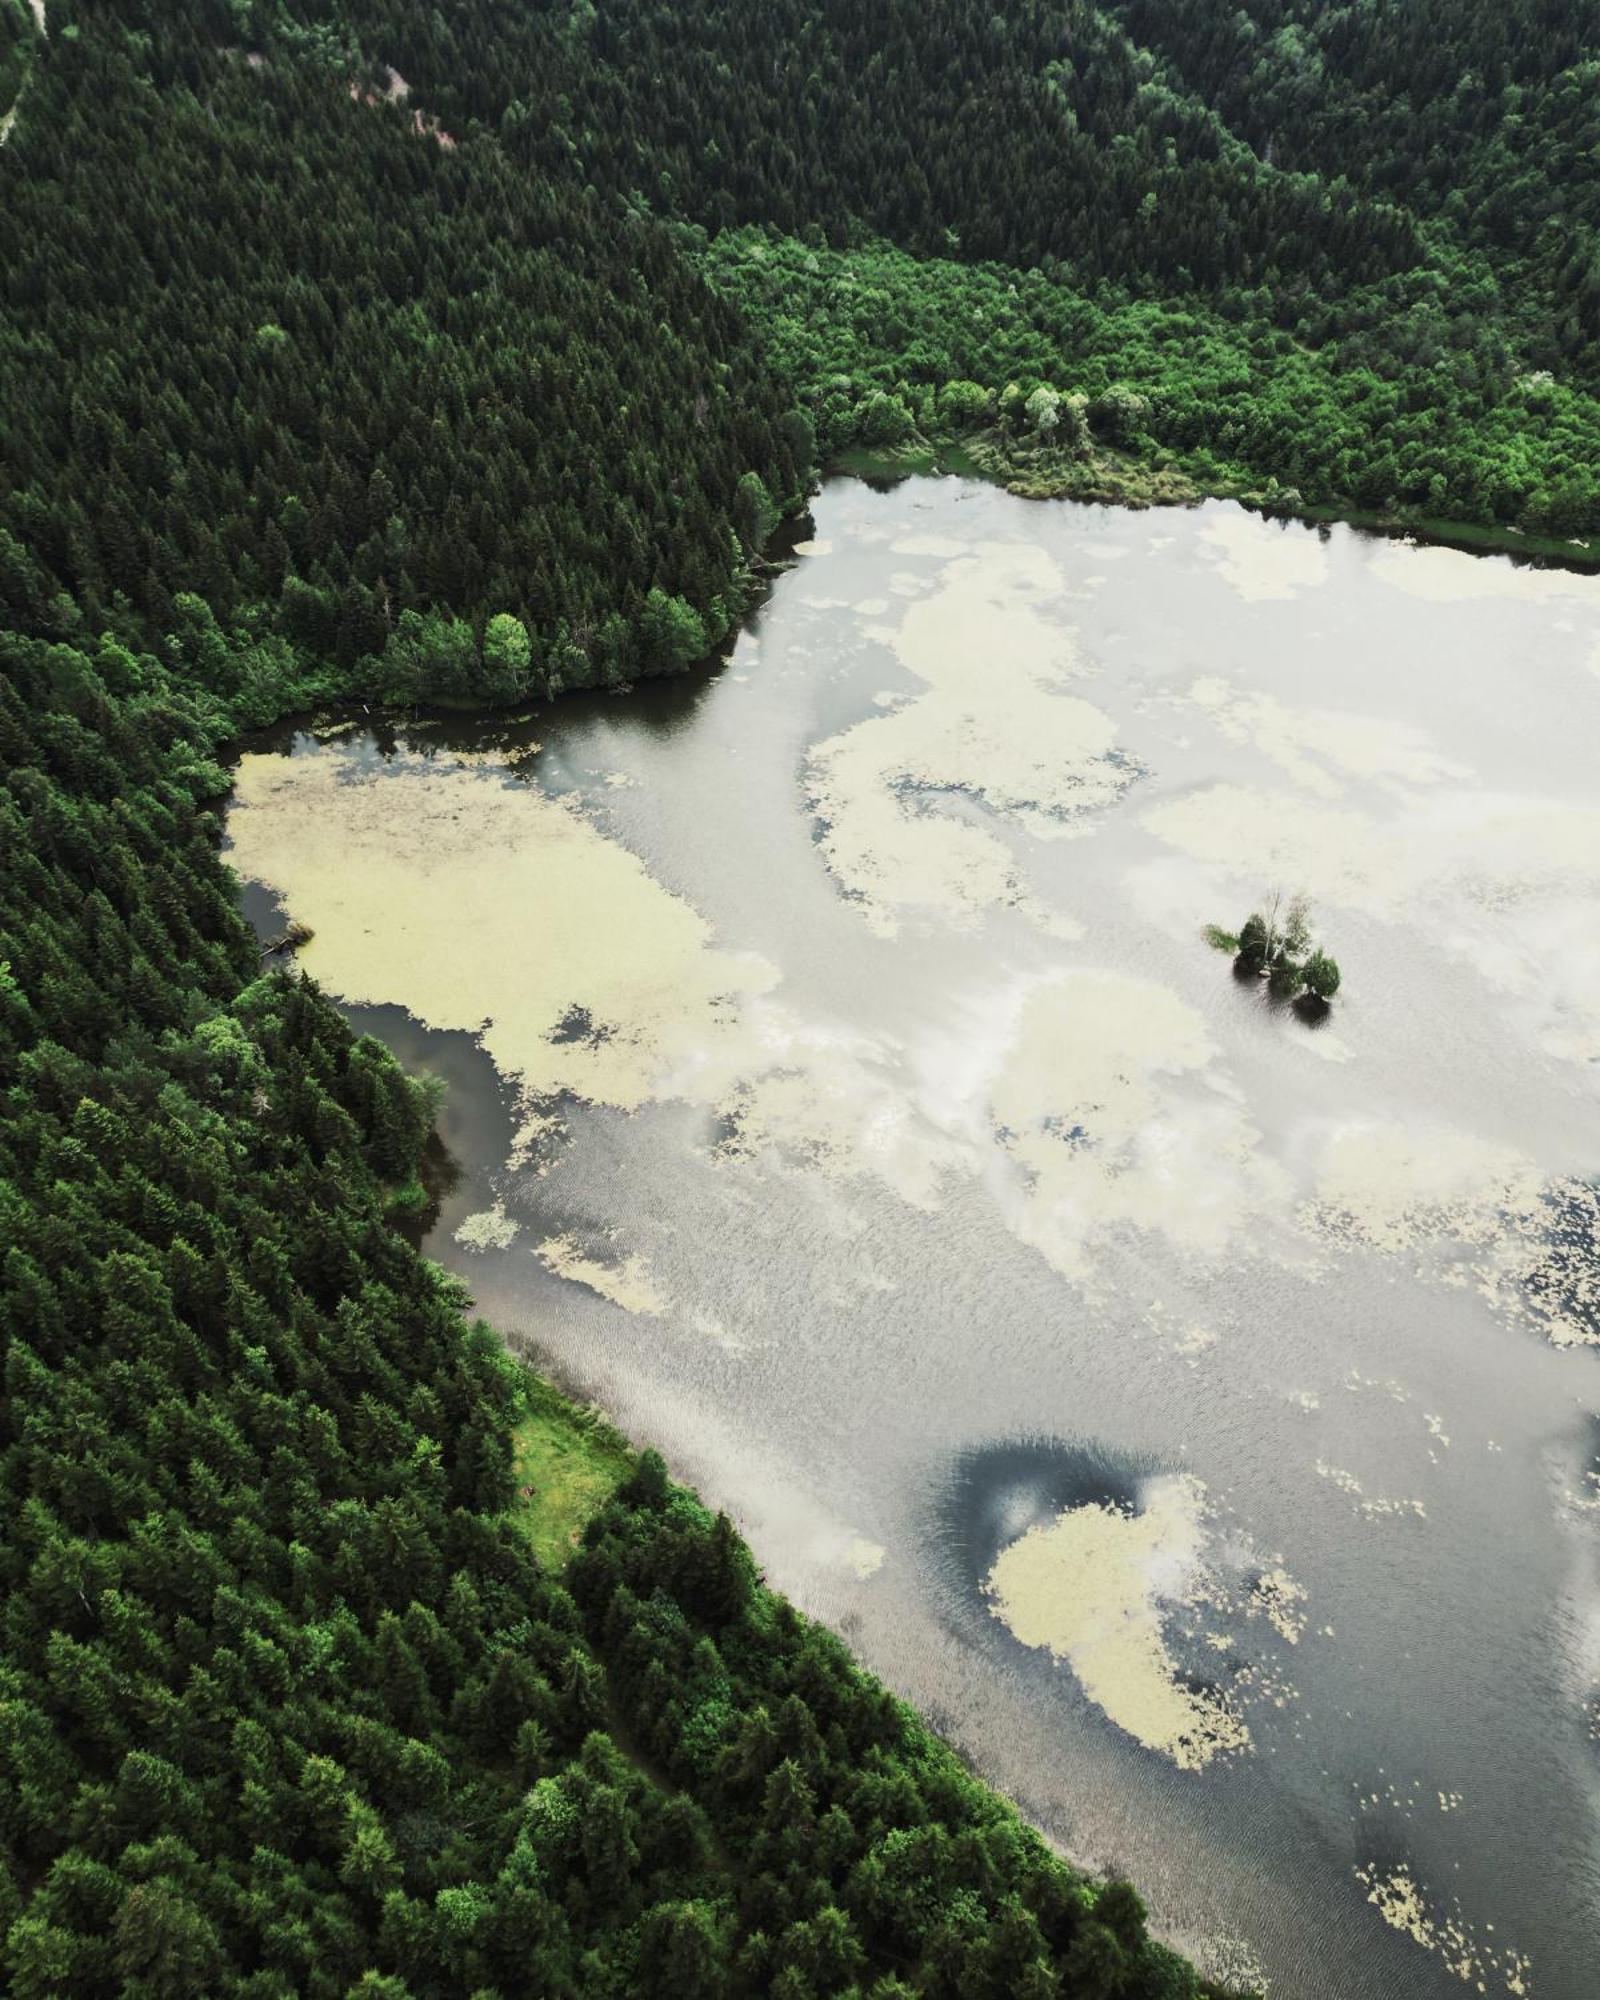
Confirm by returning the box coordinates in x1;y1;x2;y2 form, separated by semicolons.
221;467;1600;776
832;441;1600;573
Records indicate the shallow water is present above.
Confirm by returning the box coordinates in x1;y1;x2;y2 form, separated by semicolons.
226;482;1600;1999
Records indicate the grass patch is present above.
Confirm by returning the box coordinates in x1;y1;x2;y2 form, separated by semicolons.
830;429;1206;509
508;1377;633;1571
832;442;947;482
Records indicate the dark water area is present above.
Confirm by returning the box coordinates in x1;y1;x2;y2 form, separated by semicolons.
940;1438;1159;1588
225;482;1600;1999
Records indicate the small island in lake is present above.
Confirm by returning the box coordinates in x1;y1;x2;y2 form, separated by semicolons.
1207;892;1341;1009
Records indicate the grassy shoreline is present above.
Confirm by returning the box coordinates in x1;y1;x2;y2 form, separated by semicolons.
834;436;1600;570
507;1375;634;1570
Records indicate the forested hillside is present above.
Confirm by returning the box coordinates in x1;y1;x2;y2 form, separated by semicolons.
1114;0;1600;356
0;632;1222;1994
4;0;1598;1992
3;0;1593;698
264;0;1600;537
0;3;804;709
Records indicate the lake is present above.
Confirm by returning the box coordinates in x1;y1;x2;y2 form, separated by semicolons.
225;478;1600;1999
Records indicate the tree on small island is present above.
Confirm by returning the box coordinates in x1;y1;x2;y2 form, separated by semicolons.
1208;892;1342;1007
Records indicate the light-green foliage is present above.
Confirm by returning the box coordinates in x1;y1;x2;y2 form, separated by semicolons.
508;1387;632;1571
1302;949;1342;1001
482;611;534;702
698;229;1600;545
733;470;780;554
638;587;709;674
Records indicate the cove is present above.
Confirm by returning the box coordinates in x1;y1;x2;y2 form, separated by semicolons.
225;479;1600;2000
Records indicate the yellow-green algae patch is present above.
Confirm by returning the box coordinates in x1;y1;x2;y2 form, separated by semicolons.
1252;1567;1308;1645
228;746;975;1212
1315;1460;1427;1522
714;1054;969;1210
805;540;1131;934
1356;1863;1532;1996
1305;1120;1600;1347
1142;782;1396;912
988;970;1287;1281
228;747;777;1114
889;533;970;559
842;1535;886;1579
1373;538;1600;604
535;1232;668;1316
1200;511;1330;601
1183;675;1469;797
1308;1123;1540;1258
455;1205;519;1252
984;1474;1252;1771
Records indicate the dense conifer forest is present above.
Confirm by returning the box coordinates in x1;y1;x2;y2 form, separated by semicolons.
4;0;1598;1991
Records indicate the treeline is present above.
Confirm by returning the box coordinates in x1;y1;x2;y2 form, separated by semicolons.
702;231;1600;535
0;3;805;706
0;631;1231;1995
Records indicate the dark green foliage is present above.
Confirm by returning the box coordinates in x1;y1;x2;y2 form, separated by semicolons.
1228;897;1339;1007
1236;915;1272;977
1116;0;1600;365
0;4;804;705
293;0;1419;297
733;472;781;558
1301;951;1342;1003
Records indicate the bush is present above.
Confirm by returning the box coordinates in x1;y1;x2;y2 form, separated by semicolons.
1302;949;1341;1000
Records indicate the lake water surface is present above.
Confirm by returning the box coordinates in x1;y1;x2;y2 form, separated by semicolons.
226;480;1600;1999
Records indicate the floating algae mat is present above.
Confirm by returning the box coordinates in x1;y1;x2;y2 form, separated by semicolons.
985;1473;1255;1772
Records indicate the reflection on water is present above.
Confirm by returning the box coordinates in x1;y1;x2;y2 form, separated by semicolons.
226;484;1600;1999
